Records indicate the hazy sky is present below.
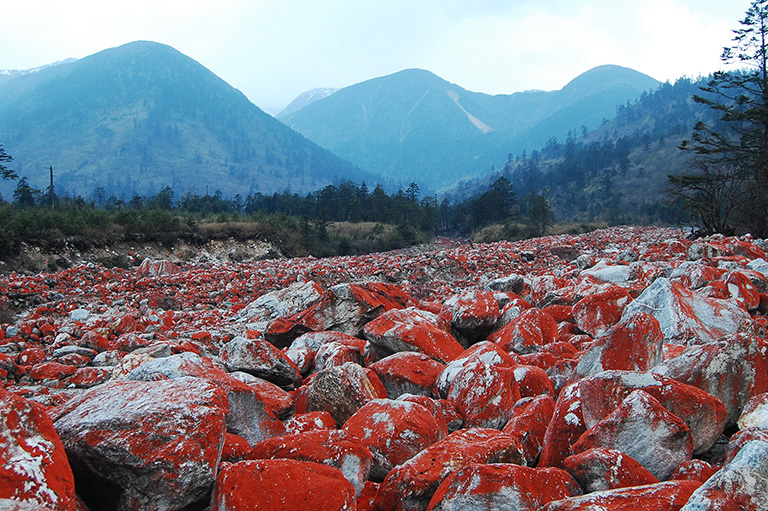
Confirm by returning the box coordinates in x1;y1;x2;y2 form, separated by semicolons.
1;0;751;114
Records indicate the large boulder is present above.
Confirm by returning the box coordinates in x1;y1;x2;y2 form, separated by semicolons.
621;277;752;344
52;377;229;511
488;307;558;355
236;280;323;334
540;480;701;511
426;464;579;511
265;282;416;346
343;399;447;481
681;439;768;510
570;390;693;481
305;362;384;426
653;333;768;427
445;359;520;429
572;285;633;338
374;428;525;511
575;312;664;376
368;352;445;399
219;336;303;388
211;459;356;511
363;307;464;363
563;447;659;493
0;387;76;511
439;288;500;343
247;429;372;496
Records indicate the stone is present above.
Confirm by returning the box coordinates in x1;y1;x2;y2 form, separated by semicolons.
265;282;417;346
228;371;295;419
284;411;337;435
680;440;768;511
539;382;588;469
434;341;519;399
578;370;728;456
488;307;558;355
247;429;372;496
445;359;520;429
137;259;179;277
236;280;323;335
52;377;228;511
513;364;554;398
575;312;664;377
540;480;701;511
653;333;768;427
502;394;556;465
314;341;365;371
563;447;659;492
738;392;768;430
285;330;372;375
28;362;77;381
439;288;500;342
124;352;286;445
580;259;632;284
0;387;76;511
306;362;384;427
426;464;579;511
668;460;718;483
368;351;445;398
342;399;447;482
570;390;693;480
621;277;752;344
572;285;633;338
219;336;302;388
397;394;463;432
211;459;356;511
374;428;525;511
363;307;464;363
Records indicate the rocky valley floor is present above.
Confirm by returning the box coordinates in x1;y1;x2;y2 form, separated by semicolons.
1;225;768;510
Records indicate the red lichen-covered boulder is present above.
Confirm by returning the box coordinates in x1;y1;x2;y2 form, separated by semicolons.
572;285;633;338
439;288;501;342
397;395;462;432
426;464;579;511
570;390;694;480
265;282;417;346
219;336;303;388
228;371;295;419
211;459;356;511
28;361;78;381
653;333;768;427
721;270;761;311
221;432;251;463
680;439;768;511
368;351;445;398
622;277;752;344
541;480;701;511
285;330;373;375
539;382;588;469
445;359;520;429
669;460;718;483
284;411;337;434
236;280;324;335
63;366;112;388
576;312;664;376
306;362;384;426
564;447;659;492
435;341;519;399
0;387;76;511
343;399;447;481
247;429;372;496
488;307;558;355
738;392;768;430
374;428;525;511
513;364;555;398
363;307;464;363
502;394;556;465
124;352;287;445
578;370;728;456
314;341;365;371
137;258;179;277
52;377;229;511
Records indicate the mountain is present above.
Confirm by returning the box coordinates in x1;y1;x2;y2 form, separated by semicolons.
445;76;711;226
278;88;338;118
0;42;369;199
279;66;660;190
0;58;78;87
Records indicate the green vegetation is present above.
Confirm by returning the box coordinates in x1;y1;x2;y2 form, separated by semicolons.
671;0;768;237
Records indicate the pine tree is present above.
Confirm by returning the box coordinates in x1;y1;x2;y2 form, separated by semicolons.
673;0;768;236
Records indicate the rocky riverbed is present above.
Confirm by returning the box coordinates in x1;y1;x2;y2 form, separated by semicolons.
1;225;767;510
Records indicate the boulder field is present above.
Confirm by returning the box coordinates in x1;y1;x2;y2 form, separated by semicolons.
1;226;768;510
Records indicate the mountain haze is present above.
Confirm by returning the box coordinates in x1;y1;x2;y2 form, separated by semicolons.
280;65;660;189
0;41;368;198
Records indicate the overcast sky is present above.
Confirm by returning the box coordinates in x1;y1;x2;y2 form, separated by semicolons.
1;0;751;114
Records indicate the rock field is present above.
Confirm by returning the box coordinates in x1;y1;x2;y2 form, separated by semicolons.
1;225;768;510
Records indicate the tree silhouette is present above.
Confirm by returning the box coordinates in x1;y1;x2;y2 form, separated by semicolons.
0;145;18;180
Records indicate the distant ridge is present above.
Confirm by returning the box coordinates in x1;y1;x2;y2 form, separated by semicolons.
280;65;660;189
278;87;338;118
0;41;373;198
